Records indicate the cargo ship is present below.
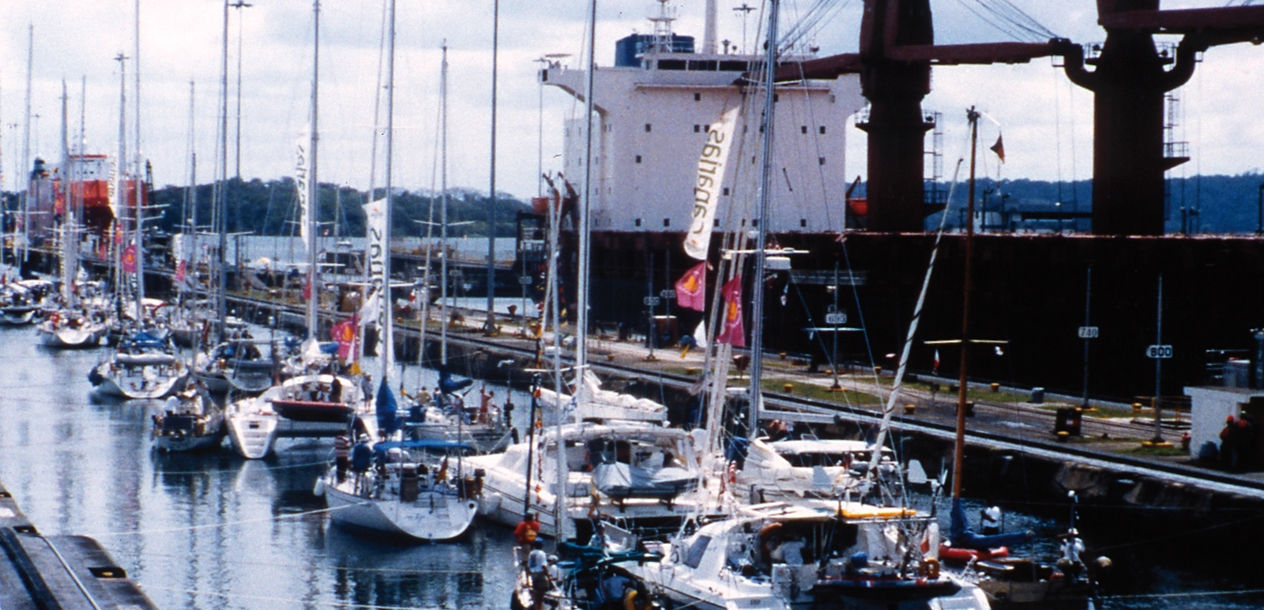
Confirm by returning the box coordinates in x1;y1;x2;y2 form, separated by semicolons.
533;0;1264;403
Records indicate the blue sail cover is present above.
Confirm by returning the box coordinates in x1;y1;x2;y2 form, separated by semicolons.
376;378;399;434
438;365;473;395
948;498;1032;549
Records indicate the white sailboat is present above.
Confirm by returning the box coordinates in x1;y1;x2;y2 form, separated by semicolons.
225;0;367;459
37;85;109;348
317;20;479;541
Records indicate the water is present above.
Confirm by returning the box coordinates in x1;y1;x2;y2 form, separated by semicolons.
0;325;524;609
0;325;1258;609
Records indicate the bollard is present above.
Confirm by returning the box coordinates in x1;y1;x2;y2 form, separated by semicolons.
990;382;1000;392
904;403;917;415
783;383;794;393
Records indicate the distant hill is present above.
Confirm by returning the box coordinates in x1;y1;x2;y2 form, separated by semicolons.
923;173;1264;234
4;173;1263;236
145;178;530;238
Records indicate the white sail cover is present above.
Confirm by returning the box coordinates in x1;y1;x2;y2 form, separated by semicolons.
683;106;740;260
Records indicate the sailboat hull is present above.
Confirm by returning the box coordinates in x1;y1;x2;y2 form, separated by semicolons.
322;472;478;541
226;410;279;459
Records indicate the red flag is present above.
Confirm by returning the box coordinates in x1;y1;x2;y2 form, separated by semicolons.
303;276;312;301
990;134;1005;163
715;275;745;348
122;244;137;274
331;315;358;360
174;260;187;284
674;261;707;312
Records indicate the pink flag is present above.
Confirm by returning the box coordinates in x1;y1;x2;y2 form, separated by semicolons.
122;244;137;274
715;276;745;348
174;260;187;284
674;261;707;312
331;315;358;360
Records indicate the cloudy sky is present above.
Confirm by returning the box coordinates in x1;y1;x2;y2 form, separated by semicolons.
2;1;1262;202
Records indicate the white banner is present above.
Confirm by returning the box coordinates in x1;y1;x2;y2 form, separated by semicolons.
683;106;740;260
295;137;311;257
363;197;389;369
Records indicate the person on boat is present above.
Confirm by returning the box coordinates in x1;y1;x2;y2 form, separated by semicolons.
1058;528;1086;577
980;504;1003;535
417;386;432;408
514;512;541;550
479;387;494;424
1220;415;1238;469
351;434;373;492
526;540;552;610
333;432;351;483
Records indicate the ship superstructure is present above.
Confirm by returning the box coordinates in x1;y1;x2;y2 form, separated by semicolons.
541;3;864;238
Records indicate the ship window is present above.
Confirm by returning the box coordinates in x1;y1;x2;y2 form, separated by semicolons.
819;157;826;165
719;60;748;71
663;218;670;227
723;188;730;196
741;219;747;227
694;92;701;101
752;219;759;228
636;155;642;164
645;123;652;133
801;219;807;228
714;218;720;227
801;126;807;134
694;125;701;133
820;126;826;135
635;218;642;227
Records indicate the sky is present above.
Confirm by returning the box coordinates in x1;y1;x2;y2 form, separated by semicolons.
2;1;1263;203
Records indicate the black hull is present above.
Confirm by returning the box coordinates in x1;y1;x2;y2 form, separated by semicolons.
571;230;1264;401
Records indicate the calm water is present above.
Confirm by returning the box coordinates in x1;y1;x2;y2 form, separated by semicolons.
0;325;521;609
0;324;1257;609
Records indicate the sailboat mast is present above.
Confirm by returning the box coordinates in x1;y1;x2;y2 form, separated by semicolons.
576;0;598;379
748;0;780;427
305;0;321;342
59;82;73;303
114;52;128;312
21;24;32;266
439;43;449;366
380;0;395;382
485;0;499;327
217;0;230;339
952;107;980;500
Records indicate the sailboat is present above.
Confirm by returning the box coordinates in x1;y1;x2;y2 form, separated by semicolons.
927;110;1101;610
224;0;370;459
317;22;480;541
470;7;714;542
151;381;224;452
36;84;109;349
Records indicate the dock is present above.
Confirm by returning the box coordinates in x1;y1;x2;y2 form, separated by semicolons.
0;480;155;609
220;290;1264;517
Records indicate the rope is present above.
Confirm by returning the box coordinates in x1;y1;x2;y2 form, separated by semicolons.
84;501;359;538
136;584;432;609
